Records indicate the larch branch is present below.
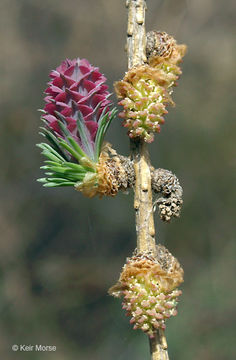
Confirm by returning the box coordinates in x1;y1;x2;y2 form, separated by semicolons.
126;1;170;359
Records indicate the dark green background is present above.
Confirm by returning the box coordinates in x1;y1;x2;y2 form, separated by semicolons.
0;0;235;359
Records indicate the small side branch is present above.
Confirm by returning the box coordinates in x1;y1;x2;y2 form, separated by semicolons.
109;154;183;222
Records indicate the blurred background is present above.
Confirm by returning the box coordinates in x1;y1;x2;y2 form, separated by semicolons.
0;0;235;359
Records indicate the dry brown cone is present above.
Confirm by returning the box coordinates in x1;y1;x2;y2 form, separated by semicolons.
146;30;187;67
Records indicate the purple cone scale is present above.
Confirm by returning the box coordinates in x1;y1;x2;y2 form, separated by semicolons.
42;58;111;155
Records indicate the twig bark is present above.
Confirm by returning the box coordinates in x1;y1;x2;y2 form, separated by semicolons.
126;1;170;359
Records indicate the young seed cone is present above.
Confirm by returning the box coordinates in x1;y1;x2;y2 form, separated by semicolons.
38;58;119;193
